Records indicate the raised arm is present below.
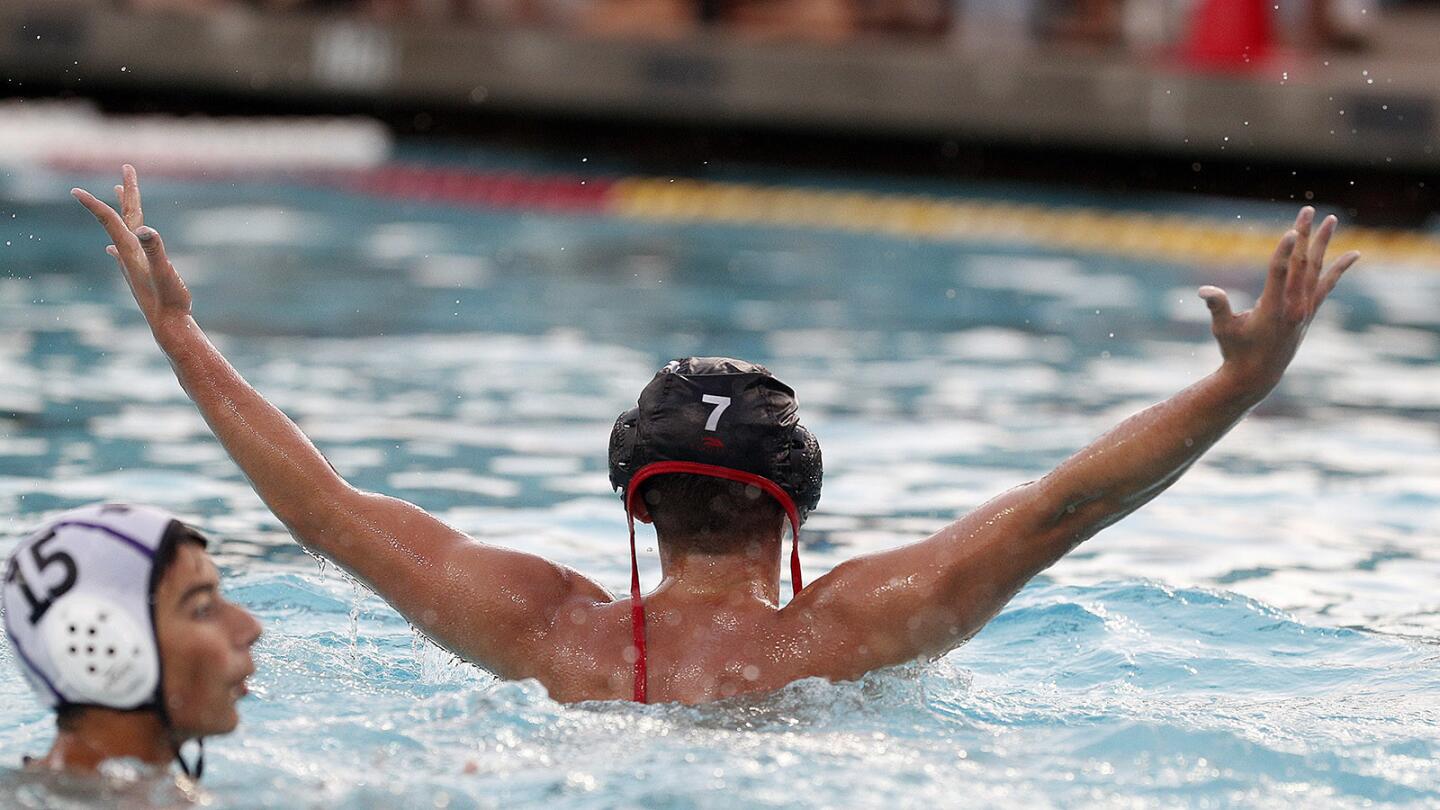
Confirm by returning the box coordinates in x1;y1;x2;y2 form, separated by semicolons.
797;208;1359;675
73;166;612;679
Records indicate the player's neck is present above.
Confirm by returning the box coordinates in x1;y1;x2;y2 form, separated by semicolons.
656;539;782;606
40;709;175;772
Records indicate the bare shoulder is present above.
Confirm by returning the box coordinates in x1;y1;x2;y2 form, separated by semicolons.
779;552;925;628
770;561;901;679
526;596;635;701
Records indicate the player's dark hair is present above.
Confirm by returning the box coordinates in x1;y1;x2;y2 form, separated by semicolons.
147;522;208;605
641;473;785;554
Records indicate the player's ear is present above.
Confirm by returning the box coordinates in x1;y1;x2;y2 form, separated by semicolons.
631;500;654;524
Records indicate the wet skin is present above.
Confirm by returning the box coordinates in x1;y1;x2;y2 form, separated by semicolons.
74;166;1358;704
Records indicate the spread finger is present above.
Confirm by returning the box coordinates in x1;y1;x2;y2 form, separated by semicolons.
122;164;143;230
1307;215;1337;285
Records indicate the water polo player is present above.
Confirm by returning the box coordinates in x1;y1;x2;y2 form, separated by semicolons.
74;165;1357;704
3;504;261;775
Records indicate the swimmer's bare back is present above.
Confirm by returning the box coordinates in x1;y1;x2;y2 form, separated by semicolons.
74;167;1359;704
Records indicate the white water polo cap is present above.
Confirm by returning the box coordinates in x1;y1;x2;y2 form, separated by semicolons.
3;504;197;711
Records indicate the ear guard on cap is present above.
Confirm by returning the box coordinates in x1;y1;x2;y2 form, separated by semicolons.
41;593;159;708
607;407;641;490
776;423;823;521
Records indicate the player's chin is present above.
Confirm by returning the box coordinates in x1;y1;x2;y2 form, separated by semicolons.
206;704;242;736
175;706;240;739
200;690;245;736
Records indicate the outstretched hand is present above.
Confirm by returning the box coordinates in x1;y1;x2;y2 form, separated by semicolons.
72;164;192;334
1198;206;1360;395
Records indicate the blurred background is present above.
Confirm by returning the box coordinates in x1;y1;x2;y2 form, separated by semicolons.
1;0;1438;221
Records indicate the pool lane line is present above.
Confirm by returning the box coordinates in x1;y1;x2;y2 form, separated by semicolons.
48;160;1440;268
343;167;1440;268
606;177;1440;269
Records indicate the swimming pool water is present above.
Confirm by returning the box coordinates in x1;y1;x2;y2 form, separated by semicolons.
1;150;1438;807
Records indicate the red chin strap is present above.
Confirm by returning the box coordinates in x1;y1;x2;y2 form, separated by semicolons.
623;461;804;704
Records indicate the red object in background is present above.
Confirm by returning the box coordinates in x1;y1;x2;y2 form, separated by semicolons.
341;166;615;215
1184;0;1274;70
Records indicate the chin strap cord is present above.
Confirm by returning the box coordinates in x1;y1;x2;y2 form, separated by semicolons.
174;737;204;780
626;509;648;704
155;692;203;782
624;462;804;705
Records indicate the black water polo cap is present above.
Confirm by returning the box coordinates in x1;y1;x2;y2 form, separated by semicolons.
608;357;822;520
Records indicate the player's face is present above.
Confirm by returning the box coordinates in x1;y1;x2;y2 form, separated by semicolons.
153;543;261;737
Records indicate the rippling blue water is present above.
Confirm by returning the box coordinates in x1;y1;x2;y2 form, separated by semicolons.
1;149;1438;807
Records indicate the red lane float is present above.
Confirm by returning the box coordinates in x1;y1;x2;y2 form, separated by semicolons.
337;166;615;214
